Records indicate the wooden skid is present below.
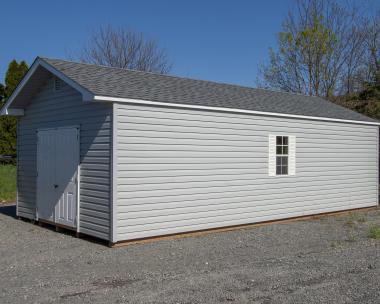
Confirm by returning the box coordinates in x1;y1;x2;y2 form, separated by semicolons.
37;219;76;232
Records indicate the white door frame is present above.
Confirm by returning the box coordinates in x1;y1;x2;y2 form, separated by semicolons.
36;125;80;232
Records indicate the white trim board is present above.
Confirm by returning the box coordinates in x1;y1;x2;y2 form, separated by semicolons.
38;60;94;101
0;58;94;115
110;102;118;243
0;59;40;116
93;95;380;126
4;109;24;116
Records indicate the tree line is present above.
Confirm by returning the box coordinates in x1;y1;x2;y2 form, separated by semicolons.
257;0;380;119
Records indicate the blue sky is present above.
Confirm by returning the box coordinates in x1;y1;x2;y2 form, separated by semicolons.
1;0;378;87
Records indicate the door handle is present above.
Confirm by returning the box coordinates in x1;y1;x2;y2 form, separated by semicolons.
54;184;58;188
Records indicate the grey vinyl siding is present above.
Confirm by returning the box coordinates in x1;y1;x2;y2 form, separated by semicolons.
115;103;378;241
17;76;112;240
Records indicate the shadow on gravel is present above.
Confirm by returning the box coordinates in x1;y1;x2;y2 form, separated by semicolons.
0;203;109;247
0;204;16;218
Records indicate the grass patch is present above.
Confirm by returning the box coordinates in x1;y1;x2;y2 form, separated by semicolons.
368;225;380;239
329;240;343;248
0;165;16;202
345;213;367;227
346;231;358;242
345;219;357;228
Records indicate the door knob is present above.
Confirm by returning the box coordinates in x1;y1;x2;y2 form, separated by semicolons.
54;184;58;188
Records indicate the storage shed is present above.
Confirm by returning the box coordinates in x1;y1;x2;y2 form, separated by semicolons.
1;57;379;244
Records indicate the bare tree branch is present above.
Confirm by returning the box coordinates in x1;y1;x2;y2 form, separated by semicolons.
257;0;375;98
78;25;172;74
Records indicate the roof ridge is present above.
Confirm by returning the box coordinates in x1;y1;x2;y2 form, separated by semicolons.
41;57;322;100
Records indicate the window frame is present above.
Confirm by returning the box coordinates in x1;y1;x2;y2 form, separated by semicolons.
275;135;289;176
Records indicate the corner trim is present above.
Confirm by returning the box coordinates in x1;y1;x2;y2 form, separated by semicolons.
76;126;81;233
377;126;379;206
110;102;118;243
16;121;19;217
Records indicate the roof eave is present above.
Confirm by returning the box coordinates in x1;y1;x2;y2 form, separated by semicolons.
92;95;380;126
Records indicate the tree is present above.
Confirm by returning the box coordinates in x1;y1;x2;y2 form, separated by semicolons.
359;62;380;101
330;11;380;120
0;84;4;105
362;11;380;87
257;0;367;98
4;60;29;97
332;62;380;120
78;25;172;74
0;60;29;160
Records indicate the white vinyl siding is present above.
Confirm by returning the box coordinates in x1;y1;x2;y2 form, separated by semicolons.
115;103;378;241
268;135;276;176
17;76;112;240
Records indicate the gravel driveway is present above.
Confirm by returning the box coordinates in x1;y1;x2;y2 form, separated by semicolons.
1;204;380;304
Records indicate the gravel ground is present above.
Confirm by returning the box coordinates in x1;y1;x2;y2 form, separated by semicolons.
1;204;380;304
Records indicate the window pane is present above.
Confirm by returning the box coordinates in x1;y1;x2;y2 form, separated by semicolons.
281;156;288;166
276;156;282;166
282;165;288;175
276;166;282;175
283;136;288;145
282;146;288;155
276;136;282;145
276;146;282;154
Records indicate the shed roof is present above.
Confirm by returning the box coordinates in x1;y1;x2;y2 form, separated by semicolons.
2;56;379;125
41;58;378;124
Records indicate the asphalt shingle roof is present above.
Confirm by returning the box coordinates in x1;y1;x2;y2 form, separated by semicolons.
42;57;377;123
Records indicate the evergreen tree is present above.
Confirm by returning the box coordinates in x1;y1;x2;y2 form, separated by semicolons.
0;60;29;161
0;84;4;105
4;60;28;98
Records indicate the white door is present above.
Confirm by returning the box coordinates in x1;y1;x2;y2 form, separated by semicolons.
37;127;79;228
36;129;56;222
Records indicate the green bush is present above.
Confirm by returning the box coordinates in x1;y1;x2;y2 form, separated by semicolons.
0;164;16;202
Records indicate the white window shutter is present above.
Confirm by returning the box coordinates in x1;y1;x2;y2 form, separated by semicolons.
268;134;276;176
289;135;296;175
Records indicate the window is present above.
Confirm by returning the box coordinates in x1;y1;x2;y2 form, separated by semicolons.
268;134;296;176
276;136;288;175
